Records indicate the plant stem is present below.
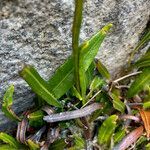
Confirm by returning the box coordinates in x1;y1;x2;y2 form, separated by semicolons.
72;0;83;93
113;71;142;83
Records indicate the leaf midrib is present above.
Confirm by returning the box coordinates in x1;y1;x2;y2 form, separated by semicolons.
51;67;74;95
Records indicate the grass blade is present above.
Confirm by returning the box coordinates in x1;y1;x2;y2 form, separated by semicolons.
0;132;22;148
20;65;62;107
127;67;150;98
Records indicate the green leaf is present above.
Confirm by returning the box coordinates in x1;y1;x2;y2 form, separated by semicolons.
90;76;104;91
110;93;125;113
49;139;67;150
143;101;150;109
0;132;21;148
19;65;61;107
0;145;18;150
98;115;118;145
90;92;112;122
28;110;44;127
127;67;150;98
146;143;150;150
79;24;112;99
86;76;104;100
134;48;150;68
96;59;110;79
114;128;126;144
85;61;95;87
2;85;21;121
72;0;84;92
79;23;113;73
27;139;40;150
28;110;44;121
129;29;150;64
71;86;82;101
73;134;85;149
48;57;74;99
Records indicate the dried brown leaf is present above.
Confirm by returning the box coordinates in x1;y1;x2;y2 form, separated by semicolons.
139;110;150;138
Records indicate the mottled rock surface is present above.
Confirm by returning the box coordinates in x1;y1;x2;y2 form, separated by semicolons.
0;0;149;131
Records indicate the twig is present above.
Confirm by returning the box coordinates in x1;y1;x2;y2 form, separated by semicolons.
120;115;140;122
113;126;144;150
113;71;142;83
44;103;102;123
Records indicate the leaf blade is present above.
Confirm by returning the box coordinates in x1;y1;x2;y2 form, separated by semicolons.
96;59;110;79
98;115;118;145
48;57;74;99
0;132;21;148
19;65;61;107
2;85;21;121
127;67;150;98
110;93;125;113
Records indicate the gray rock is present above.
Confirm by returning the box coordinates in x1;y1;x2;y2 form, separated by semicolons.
0;0;149;131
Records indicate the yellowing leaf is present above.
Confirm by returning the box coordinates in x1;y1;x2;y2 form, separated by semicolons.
139;109;150;138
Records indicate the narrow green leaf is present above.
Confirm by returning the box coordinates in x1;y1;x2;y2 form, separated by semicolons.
27;139;40;150
48;57;74;99
28;110;44;127
73;134;85;149
110;93;125;113
0;132;21;148
129;29;150;64
2;85;21;121
143;101;150;109
72;0;83;92
28;110;44;120
114;128;126;144
96;59;110;79
0;145;18;150
134;48;150;68
98;115;118;145
71;86;82;101
19;65;61;107
90;76;104;91
146;143;150;150
85;61;95;87
49;139;67;150
127;67;150;98
136;136;147;147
